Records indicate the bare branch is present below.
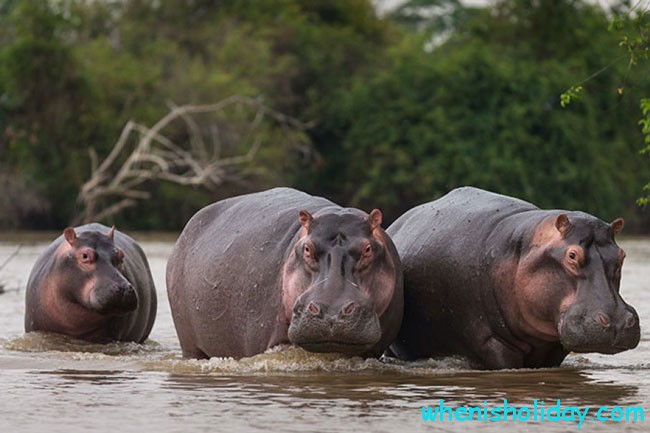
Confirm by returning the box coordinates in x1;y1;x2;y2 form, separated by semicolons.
75;95;312;223
92;199;140;222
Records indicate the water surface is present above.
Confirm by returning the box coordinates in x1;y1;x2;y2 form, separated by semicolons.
1;233;648;432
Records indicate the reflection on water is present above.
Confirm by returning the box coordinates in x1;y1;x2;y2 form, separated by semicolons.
0;359;644;433
1;235;649;432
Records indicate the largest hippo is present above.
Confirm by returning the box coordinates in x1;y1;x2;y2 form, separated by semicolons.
388;187;640;369
166;187;403;359
25;223;157;343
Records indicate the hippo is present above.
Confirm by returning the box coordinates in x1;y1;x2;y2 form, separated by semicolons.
166;187;403;359
387;187;640;369
25;223;157;343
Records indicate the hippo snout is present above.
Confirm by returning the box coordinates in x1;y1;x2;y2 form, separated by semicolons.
92;280;138;315
288;297;382;355
304;301;358;319
559;304;640;354
116;282;138;312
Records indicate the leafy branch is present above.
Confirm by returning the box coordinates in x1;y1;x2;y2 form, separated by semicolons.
562;1;650;205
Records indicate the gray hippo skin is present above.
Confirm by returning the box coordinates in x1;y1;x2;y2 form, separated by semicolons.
387;187;640;369
25;223;157;343
166;187;403;359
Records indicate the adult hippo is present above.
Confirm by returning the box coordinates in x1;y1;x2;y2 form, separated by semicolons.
388;187;640;369
25;223;157;343
166;187;403;359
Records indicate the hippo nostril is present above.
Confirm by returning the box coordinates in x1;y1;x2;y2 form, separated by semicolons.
307;302;320;316
342;302;356;316
597;312;611;328
624;313;636;329
118;284;134;297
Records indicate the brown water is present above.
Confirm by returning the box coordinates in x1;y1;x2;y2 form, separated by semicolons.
0;233;648;433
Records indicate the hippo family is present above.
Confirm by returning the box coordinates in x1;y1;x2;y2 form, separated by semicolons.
25;223;157;343
20;186;641;369
387;187;640;369
166;187;403;359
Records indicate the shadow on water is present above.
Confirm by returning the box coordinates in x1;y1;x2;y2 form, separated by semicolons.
158;364;641;409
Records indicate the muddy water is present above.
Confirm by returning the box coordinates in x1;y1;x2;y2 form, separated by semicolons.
0;233;648;433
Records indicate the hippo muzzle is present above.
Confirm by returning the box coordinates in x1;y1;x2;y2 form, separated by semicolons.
558;303;640;354
287;282;382;355
88;273;139;315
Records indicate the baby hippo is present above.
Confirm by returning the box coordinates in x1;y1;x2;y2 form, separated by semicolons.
25;223;157;343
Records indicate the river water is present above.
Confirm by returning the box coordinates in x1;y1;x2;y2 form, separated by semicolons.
0;232;648;433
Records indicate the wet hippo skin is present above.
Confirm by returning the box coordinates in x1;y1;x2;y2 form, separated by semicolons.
25;223;157;343
387;187;640;369
166;187;403;359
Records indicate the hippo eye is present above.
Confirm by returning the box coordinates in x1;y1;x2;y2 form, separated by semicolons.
565;247;584;270
302;242;317;264
78;249;95;264
357;242;374;270
301;242;319;270
116;249;125;264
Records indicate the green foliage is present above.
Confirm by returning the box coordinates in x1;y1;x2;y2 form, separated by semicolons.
388;0;466;36
560;86;583;107
561;0;650;209
1;0;649;231
1;0;390;229
314;0;650;227
610;3;650;207
639;97;650;206
612;3;650;66
1;0;101;226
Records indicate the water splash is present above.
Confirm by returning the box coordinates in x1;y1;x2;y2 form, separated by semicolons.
2;334;477;375
145;345;475;376
4;334;645;376
4;332;165;356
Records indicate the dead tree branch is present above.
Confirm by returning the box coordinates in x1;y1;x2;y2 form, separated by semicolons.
75;95;312;224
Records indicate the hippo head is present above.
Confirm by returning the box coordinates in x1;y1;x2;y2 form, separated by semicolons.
516;213;640;355
57;227;138;315
283;208;400;355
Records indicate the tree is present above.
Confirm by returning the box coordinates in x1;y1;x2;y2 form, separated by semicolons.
314;0;650;227
1;0;396;229
76;96;310;223
0;0;104;226
562;1;650;207
612;2;650;205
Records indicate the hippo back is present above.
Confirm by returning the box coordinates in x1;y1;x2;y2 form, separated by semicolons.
387;188;536;360
166;188;336;358
388;187;537;262
387;187;639;369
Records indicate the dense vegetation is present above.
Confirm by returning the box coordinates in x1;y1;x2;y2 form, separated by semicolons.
1;0;649;231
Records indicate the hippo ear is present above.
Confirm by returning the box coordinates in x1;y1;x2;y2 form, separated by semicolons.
63;227;77;246
555;214;571;237
299;210;313;230
611;218;624;236
107;225;116;241
367;209;383;231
